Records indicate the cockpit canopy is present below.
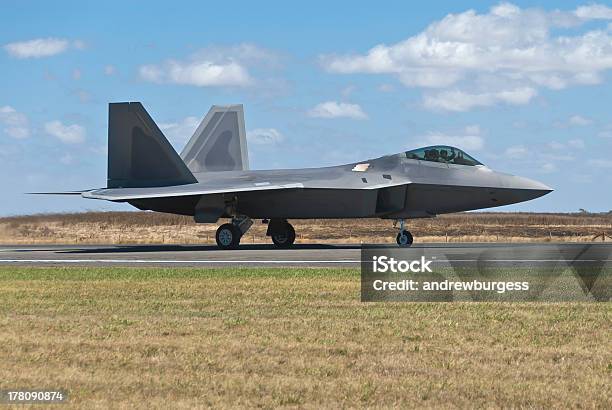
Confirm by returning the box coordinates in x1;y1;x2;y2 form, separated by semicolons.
405;145;482;166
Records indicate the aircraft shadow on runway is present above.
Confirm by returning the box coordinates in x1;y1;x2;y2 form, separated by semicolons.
50;244;363;254
11;242;607;255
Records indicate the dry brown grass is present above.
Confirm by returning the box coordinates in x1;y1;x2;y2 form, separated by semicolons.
0;267;610;408
1;211;612;245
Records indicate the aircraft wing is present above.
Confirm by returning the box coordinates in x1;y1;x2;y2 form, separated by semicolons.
82;181;306;201
82;175;411;202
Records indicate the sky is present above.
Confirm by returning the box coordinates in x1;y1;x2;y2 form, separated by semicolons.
2;0;612;216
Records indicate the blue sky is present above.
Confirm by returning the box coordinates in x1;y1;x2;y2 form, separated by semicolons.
2;1;612;215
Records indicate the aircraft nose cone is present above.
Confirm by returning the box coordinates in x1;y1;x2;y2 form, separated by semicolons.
518;176;553;197
493;174;553;206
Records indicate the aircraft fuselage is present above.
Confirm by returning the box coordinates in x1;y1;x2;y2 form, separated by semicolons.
127;153;552;220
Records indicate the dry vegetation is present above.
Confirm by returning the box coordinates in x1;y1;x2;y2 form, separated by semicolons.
0;267;610;408
1;211;612;245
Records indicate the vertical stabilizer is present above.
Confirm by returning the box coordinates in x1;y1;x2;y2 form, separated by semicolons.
107;102;197;188
180;104;249;172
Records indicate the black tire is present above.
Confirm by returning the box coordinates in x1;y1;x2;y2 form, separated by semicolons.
271;222;296;248
396;230;413;247
215;223;241;250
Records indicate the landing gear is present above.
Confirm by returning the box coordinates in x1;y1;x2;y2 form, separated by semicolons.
395;219;413;247
267;219;296;248
215;223;240;250
396;230;413;247
215;216;253;250
271;224;295;248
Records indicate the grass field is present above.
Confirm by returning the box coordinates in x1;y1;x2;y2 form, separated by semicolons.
0;267;610;408
2;211;612;244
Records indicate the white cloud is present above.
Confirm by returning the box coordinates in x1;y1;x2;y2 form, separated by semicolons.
308;101;368;119
44;120;86;144
247;128;284;144
542;153;574;161
541;162;557;173
158;116;200;147
140;61;251;87
3;38;82;58
191;44;282;68
423;87;537;111
138;44;278;87
588;158;612;168
90;145;107;156
575;4;612;20
0;106;30;139
504;138;586;173
599;128;612;138
568;115;592;126
548;139;586;151
320;3;612;111
505;145;528;158
416;126;484;151
139;65;164;83
418;134;484;151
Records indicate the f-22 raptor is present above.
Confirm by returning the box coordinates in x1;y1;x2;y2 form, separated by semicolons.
48;102;553;249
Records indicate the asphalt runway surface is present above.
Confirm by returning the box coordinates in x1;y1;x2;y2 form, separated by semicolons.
1;243;611;267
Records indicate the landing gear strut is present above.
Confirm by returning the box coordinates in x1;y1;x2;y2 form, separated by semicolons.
267;219;296;248
395;219;413;247
215;216;253;250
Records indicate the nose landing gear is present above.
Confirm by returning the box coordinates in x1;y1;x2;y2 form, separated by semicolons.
395;219;413;247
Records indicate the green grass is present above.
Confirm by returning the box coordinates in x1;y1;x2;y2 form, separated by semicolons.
0;266;610;408
0;266;357;280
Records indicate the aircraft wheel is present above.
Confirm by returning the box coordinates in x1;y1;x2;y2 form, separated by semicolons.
396;230;413;247
216;223;241;250
271;222;296;248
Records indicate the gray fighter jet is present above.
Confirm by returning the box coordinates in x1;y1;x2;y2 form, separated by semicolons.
45;102;553;249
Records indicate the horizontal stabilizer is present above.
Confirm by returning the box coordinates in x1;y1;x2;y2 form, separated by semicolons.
26;191;89;195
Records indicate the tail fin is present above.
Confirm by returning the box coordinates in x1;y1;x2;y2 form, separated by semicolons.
107;102;197;188
180;104;249;173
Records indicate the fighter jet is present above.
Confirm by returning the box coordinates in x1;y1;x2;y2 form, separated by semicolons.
44;102;552;249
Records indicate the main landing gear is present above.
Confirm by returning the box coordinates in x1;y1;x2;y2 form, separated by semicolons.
216;216;409;248
395;219;413;247
267;219;296;248
214;217;296;249
215;216;253;250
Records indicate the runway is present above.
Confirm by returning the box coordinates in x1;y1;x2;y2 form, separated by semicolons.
1;243;611;267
